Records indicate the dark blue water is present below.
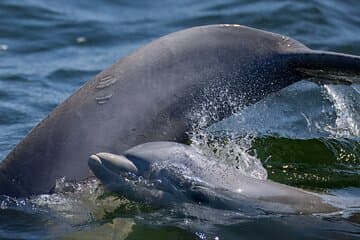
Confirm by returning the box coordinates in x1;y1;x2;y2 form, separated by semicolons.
0;0;359;239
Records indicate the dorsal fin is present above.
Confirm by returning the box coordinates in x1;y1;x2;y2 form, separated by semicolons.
286;50;360;84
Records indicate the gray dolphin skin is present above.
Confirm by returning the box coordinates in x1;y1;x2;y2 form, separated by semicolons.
0;24;360;197
88;142;337;214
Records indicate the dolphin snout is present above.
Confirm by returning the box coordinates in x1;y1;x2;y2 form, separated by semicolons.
91;152;138;175
88;154;103;169
89;154;102;163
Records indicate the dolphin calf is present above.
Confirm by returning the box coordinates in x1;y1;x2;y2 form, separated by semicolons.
0;24;359;197
88;142;337;214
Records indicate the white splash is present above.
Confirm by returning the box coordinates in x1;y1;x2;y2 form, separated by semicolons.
323;84;360;138
191;132;268;180
188;84;268;180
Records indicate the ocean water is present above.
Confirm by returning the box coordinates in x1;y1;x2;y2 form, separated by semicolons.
0;0;359;239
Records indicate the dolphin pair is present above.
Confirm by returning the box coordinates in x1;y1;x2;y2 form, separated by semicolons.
0;24;359;198
88;142;337;214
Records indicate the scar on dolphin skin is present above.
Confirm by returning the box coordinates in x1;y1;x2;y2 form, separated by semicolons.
94;73;117;105
96;94;113;105
0;24;359;197
96;74;117;89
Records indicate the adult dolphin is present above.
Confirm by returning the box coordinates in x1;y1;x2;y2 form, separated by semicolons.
88;142;337;214
0;24;359;197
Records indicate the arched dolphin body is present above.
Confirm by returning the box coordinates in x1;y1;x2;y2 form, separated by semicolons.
0;25;359;197
88;142;337;214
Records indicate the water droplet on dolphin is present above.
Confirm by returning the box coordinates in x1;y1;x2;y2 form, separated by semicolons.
236;188;243;193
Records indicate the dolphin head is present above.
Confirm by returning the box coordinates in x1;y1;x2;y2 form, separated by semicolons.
88;144;213;208
88;142;242;209
88;152;184;207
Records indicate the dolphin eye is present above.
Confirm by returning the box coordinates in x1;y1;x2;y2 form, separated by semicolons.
189;186;210;204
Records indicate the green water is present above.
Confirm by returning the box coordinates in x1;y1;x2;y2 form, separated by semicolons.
254;137;360;190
